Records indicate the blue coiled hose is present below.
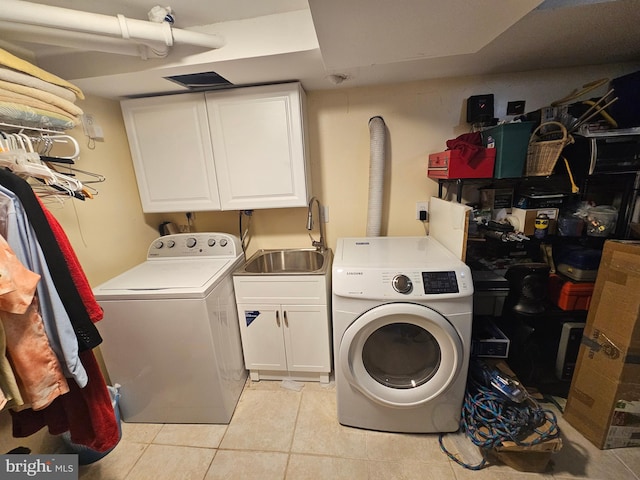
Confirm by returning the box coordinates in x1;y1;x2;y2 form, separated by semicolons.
439;375;560;470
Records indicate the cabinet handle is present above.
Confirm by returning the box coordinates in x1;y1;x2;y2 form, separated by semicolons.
284;310;288;328
276;310;280;327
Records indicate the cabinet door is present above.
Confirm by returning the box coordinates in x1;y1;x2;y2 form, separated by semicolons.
237;304;287;372
121;94;221;212
282;305;331;373
205;83;310;210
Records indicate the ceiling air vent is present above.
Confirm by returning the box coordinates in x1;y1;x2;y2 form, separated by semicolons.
165;71;233;90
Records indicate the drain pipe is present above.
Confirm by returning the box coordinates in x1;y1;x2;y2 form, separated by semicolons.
366;116;386;237
2;0;224;54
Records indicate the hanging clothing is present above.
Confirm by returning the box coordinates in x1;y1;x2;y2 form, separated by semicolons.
0;169;102;351
0;316;23;409
38;197;103;323
0;233;70;410
0;49;114;452
11;349;120;453
0;174;118;451
0;186;87;387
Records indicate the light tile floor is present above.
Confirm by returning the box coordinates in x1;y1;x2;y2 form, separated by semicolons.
70;379;640;480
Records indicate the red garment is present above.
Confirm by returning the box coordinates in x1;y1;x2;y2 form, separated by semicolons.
10;349;119;452
36;198;103;323
445;132;484;163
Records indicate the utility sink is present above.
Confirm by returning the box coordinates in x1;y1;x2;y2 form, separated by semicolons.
235;248;332;275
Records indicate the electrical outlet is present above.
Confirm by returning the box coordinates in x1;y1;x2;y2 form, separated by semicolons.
416;201;429;220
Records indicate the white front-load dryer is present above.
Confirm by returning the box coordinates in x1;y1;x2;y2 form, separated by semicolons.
332;236;473;433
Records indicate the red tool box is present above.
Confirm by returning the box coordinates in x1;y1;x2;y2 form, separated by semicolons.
428;148;496;179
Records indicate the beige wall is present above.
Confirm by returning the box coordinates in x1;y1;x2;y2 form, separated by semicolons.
50;62;639;286
46;96;163;286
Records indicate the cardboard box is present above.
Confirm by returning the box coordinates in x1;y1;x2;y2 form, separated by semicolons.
427;148;496;179
489;419;563;473
509;207;559;235
564;240;640;449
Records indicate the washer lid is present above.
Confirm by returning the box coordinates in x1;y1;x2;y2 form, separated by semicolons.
94;258;232;299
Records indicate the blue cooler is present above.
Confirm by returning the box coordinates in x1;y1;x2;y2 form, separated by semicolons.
555;246;602;282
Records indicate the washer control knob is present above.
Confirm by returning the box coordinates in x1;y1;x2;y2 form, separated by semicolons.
392;274;413;294
166;240;175;248
153;240;164;249
220;238;228;247
186;237;197;248
208;238;216;247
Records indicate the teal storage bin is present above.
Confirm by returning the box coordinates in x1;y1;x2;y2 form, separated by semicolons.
482;122;536;178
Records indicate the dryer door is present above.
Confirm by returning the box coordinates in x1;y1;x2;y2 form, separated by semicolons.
339;302;464;408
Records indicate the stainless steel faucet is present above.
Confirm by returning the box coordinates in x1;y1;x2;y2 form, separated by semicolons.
306;196;326;252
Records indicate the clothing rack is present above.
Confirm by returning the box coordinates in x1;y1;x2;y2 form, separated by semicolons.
0;124;105;200
0;46;119;456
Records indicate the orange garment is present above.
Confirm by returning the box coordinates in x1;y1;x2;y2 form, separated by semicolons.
0;234;69;410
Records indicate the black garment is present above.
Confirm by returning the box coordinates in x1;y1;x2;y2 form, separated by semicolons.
0;169;102;350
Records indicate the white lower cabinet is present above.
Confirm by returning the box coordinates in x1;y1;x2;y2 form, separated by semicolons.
233;276;331;383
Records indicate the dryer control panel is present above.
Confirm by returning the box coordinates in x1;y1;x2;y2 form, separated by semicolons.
334;267;473;300
422;271;460;294
147;233;242;259
332;236;474;300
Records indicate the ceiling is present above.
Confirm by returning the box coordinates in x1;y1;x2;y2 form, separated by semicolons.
1;0;639;99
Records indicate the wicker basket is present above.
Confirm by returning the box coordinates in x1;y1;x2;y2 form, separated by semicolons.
526;121;574;176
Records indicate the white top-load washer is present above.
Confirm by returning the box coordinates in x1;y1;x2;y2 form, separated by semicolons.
93;232;247;424
332;236;473;433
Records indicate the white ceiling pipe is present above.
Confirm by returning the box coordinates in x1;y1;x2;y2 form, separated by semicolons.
3;0;225;50
0;21;170;58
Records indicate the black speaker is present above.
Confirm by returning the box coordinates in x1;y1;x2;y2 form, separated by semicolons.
503;263;551;315
467;94;494;124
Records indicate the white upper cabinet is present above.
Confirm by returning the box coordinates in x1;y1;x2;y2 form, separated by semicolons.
120;83;310;213
205;83;310;210
121;93;221;213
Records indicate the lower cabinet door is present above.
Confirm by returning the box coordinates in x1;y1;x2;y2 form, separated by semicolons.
237;304;331;375
237;305;287;372
282;304;330;373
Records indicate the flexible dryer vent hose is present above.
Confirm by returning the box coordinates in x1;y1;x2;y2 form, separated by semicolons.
367;116;386;237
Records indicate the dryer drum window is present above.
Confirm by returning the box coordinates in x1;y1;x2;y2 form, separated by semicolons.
362;323;441;389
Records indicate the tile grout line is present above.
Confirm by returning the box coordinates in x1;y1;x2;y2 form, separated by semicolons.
611;450;640;480
122;442;151;480
282;385;305;479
